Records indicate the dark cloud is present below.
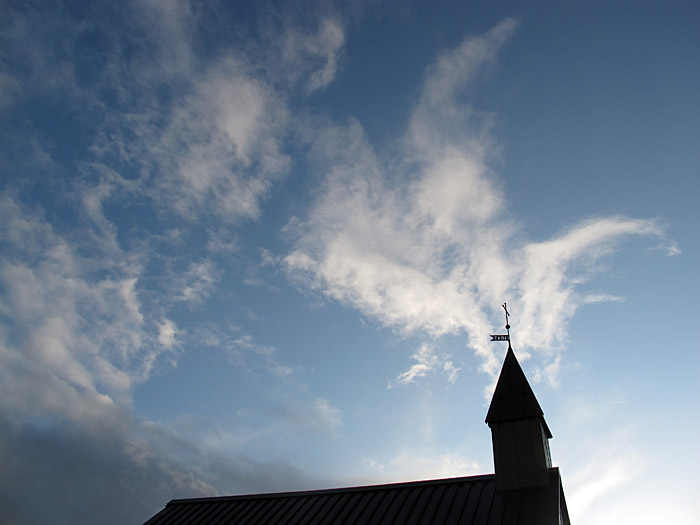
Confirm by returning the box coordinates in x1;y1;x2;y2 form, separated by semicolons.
0;411;324;525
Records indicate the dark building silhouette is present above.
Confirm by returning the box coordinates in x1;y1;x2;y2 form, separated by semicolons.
486;346;553;492
144;346;570;524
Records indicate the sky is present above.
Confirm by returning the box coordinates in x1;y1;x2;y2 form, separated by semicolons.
1;1;699;523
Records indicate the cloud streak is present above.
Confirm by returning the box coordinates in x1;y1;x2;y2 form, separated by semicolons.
145;56;290;222
0;3;351;524
282;17;346;92
390;343;459;388
0;194;166;403
0;4;683;524
285;19;672;383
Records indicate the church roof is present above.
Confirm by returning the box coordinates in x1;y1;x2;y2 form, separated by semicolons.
485;346;552;438
144;320;570;525
144;468;569;525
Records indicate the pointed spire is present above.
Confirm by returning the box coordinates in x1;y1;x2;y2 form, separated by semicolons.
485;346;552;438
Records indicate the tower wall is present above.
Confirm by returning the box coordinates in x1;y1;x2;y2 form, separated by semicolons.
491;418;551;490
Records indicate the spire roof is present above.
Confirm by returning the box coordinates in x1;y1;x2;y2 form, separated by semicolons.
485;346;552;438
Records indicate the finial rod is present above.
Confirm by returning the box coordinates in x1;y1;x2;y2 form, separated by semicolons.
490;303;513;346
503;303;512;349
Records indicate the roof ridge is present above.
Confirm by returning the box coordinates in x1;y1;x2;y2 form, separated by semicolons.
165;473;498;506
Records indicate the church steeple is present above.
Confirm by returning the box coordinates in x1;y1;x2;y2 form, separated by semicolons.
486;307;553;491
485;346;552;438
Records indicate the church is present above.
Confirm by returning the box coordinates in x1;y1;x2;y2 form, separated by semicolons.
144;327;571;524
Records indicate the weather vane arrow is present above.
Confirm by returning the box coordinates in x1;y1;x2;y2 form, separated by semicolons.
490;303;511;345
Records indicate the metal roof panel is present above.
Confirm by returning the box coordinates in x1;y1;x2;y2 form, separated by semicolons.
145;469;567;525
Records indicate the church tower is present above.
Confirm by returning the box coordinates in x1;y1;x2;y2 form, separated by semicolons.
486;308;553;491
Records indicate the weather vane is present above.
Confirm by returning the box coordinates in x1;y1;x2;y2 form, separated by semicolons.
490;302;512;348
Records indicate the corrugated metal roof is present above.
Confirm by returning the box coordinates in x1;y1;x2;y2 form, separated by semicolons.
144;468;570;525
485;347;552;438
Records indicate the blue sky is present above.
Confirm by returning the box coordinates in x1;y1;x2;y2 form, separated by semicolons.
1;1;699;523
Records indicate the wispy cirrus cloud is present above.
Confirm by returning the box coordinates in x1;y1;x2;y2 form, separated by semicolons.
0;193;218;525
389;343;459;388
278;17;346;93
285;19;674;383
141;56;290;223
0;193;172;404
272;397;343;436
0;188;335;523
567;452;643;522
193;324;295;379
173;259;220;304
0;3;350;524
93;5;347;228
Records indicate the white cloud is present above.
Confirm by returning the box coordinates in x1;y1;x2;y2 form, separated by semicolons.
285;20;672;386
0;5;345;524
231;335;294;378
1;5;687;523
158;319;178;349
276;17;345;93
58;3;296;228
532;355;562;388
304;19;346;92
259;247;279;267
312;398;343;430
515;216;663;351
390;343;460;388
580;293;625;305
174;259;219;304
195;327;294;379
0;194;171;405
567;453;642;521
664;241;681;256
442;360;459;383
144;56;290;223
409;18;519;155
392;344;438;386
0;188;324;523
